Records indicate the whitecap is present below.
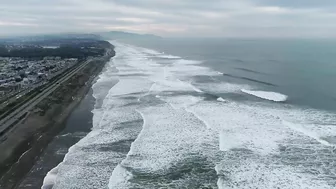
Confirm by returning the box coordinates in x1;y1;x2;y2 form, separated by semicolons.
217;97;226;102
108;165;132;189
283;120;336;146
46;41;336;189
157;54;181;59
196;82;251;93
216;157;333;189
241;89;288;102
41;165;59;189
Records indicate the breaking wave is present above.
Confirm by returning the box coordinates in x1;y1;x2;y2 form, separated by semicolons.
241;89;288;102
42;41;336;189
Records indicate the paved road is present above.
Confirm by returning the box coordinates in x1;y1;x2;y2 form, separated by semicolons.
0;58;93;135
0;85;41;111
0;66;72;110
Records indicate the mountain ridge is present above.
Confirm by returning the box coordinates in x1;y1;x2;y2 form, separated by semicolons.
98;31;161;40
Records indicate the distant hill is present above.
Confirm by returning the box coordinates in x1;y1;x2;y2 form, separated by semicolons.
99;31;161;40
0;33;102;45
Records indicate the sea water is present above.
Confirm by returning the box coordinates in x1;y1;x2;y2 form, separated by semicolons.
42;39;336;189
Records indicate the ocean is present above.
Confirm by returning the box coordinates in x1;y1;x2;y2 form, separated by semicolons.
42;39;336;188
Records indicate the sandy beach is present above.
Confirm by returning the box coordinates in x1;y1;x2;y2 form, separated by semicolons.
18;89;96;189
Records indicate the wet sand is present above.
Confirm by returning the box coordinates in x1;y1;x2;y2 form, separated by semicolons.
17;89;95;189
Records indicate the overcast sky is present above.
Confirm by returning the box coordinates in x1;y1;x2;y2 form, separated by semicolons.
1;0;336;38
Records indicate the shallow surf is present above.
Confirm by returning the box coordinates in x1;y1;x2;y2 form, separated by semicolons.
42;41;336;189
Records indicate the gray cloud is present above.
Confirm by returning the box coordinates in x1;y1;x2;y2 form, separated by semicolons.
256;0;336;9
0;0;335;38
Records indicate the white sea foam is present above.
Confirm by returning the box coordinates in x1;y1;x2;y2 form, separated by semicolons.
187;101;289;154
157;54;181;59
109;42;335;188
109;103;211;188
196;82;251;93
140;48;162;55
49;95;144;188
283;120;336;146
106;78;154;97
46;41;336;189
216;157;333;189
42;42;150;189
150;78;199;93
241;89;288;102
113;43;336;189
108;165;132;189
188;99;336;154
156;95;204;109
41;165;59;189
174;59;202;65
167;59;220;77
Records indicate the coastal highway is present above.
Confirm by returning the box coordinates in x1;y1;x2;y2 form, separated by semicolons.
0;67;69;111
0;83;43;112
0;57;98;136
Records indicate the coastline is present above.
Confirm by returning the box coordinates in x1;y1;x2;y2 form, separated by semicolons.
0;48;115;189
18;89;96;189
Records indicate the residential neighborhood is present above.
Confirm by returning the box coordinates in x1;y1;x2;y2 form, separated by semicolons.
0;56;78;99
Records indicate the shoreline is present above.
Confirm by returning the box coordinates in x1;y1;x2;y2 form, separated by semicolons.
0;47;114;189
19;89;96;189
